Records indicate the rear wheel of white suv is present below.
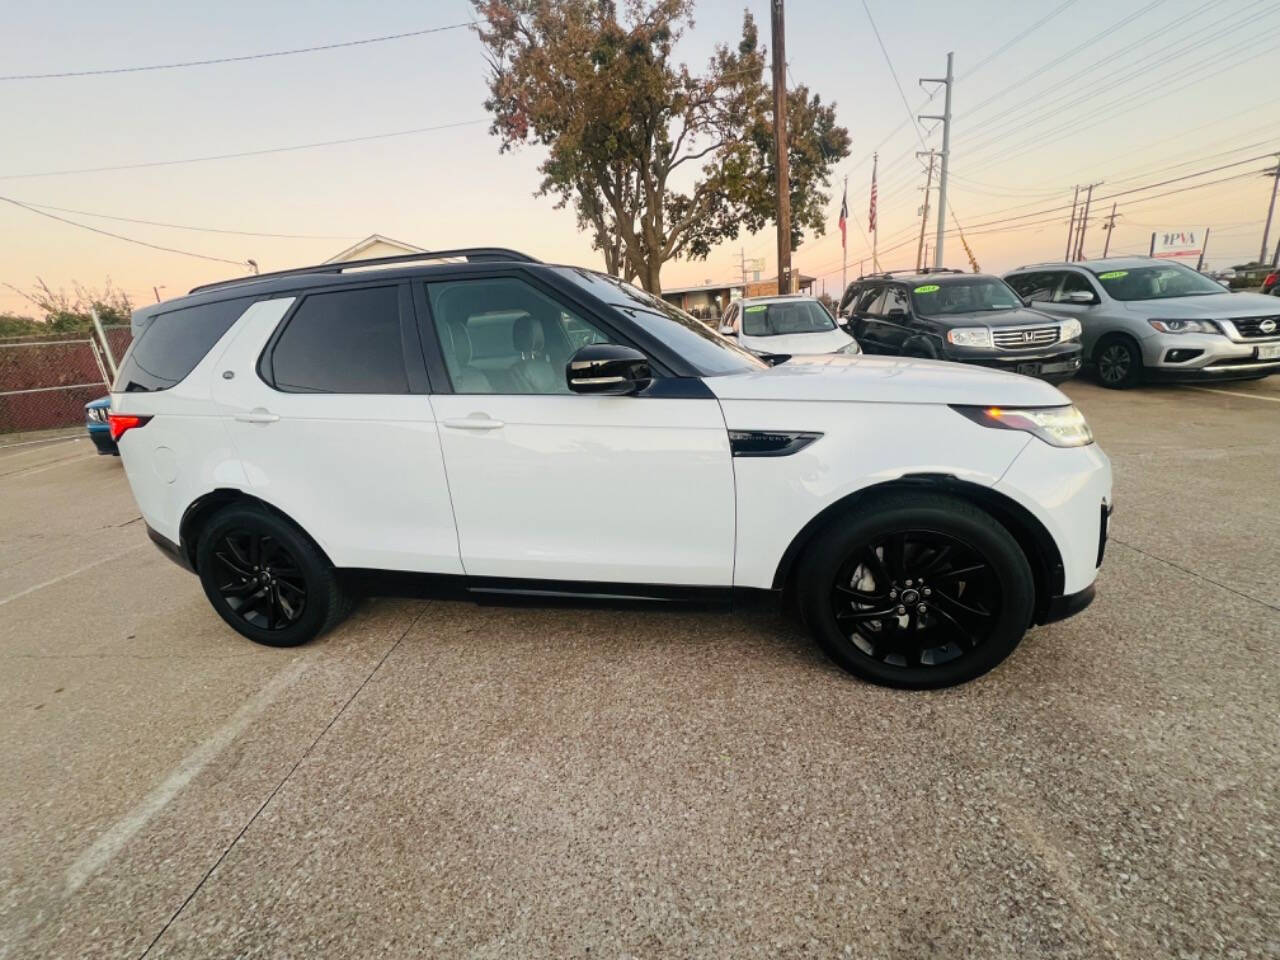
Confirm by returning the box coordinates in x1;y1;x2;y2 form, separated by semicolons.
796;492;1035;689
196;504;352;647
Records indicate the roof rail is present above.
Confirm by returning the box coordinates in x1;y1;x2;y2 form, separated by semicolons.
856;266;966;280
189;247;540;295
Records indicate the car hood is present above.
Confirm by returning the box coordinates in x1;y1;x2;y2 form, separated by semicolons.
1120;291;1280;318
921;306;1058;327
708;354;1068;406
740;328;854;355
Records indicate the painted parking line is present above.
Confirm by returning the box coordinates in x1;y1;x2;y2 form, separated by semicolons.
64;658;310;893
1184;386;1280;403
0;544;145;607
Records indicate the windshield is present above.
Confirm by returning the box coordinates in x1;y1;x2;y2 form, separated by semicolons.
554;268;767;376
1089;263;1225;300
910;278;1022;315
741;300;835;337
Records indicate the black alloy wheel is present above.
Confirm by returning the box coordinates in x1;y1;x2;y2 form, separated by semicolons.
210;529;307;632
1095;337;1142;389
796;492;1035;688
831;531;998;668
196;504;352;647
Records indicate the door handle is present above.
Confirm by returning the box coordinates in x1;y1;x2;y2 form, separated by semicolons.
443;415;504;431
235;409;279;424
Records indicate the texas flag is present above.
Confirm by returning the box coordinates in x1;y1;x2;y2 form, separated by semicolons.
839;186;848;250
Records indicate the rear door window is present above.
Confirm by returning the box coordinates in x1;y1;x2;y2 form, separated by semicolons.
266;286;408;394
114;296;255;392
861;287;888;316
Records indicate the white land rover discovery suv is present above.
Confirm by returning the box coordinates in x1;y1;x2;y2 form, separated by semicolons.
111;248;1111;689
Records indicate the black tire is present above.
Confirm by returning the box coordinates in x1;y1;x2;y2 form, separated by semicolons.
1093;334;1143;389
195;504;352;647
795;492;1035;689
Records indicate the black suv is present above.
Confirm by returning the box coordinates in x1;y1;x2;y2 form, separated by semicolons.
837;270;1083;383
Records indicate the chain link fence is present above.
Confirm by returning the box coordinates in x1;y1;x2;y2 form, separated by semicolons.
0;325;132;436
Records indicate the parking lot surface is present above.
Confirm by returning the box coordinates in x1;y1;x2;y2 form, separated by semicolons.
1;377;1277;959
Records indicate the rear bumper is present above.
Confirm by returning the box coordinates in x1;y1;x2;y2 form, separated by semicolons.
86;425;117;455
147;524;194;573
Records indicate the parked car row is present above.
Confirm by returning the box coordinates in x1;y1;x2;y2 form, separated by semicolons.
109;247;1111;690
806;256;1280;389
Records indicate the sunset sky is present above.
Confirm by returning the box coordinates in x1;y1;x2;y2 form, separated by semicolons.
2;0;1278;316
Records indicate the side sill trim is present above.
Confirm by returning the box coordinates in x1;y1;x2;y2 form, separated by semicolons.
147;524;194;573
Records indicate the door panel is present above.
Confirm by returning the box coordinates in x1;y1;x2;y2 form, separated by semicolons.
212;292;463;574
431;393;736;584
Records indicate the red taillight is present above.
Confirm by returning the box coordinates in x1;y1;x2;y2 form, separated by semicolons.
107;413;152;442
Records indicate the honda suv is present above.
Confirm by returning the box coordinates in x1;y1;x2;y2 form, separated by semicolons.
1004;257;1280;388
110;248;1111;689
838;271;1083;383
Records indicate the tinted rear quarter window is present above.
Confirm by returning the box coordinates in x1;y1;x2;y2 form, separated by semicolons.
267;286;408;394
114;296;255;393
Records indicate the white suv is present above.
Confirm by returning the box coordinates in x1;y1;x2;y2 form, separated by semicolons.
111;248;1111;689
719;294;860;357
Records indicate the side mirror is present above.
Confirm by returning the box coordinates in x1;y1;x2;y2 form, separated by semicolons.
1062;290;1096;304
566;343;652;396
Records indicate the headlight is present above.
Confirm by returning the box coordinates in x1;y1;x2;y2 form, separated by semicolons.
1059;318;1082;341
947;326;992;348
951;404;1094;447
836;339;862;355
1147;318;1219;334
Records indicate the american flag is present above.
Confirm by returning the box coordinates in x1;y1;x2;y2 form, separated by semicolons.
868;154;878;232
838;185;848;250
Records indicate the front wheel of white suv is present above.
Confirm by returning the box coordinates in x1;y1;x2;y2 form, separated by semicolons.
196;504;352;647
796;493;1036;689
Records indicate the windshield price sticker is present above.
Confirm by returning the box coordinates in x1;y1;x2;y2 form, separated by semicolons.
913;284;940;294
1097;271;1128;280
745;305;768;312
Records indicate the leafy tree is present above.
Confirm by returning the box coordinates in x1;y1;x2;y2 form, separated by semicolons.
475;0;849;292
1;279;134;334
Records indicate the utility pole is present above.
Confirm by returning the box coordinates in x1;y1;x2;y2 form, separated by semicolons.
841;175;848;297
915;150;936;271
739;247;748;287
1065;186;1079;260
1074;182;1100;260
1101;203;1118;258
770;0;792;294
1259;157;1279;265
1196;227;1210;272
919;52;953;269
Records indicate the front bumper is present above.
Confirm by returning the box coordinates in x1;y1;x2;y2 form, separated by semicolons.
944;341;1084;381
1142;331;1280;381
994;438;1112;597
1039;583;1096;624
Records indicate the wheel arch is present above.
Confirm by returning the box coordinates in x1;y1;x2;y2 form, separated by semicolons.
179;488;334;571
771;474;1065;622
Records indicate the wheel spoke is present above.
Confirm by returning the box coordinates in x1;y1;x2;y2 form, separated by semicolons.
918;544;953;576
927;603;979;650
837;605;900;623
931;589;993;620
835;584;888;604
933;562;987;583
215;550;252;579
222;579;257;598
860;546;891;589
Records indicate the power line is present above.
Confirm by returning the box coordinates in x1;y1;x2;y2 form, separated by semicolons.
0;195;251;267
0;118;487;180
960;0;1080;79
0;21;475;81
12;200;358;240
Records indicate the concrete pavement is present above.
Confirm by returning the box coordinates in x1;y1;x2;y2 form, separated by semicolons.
1;378;1276;959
